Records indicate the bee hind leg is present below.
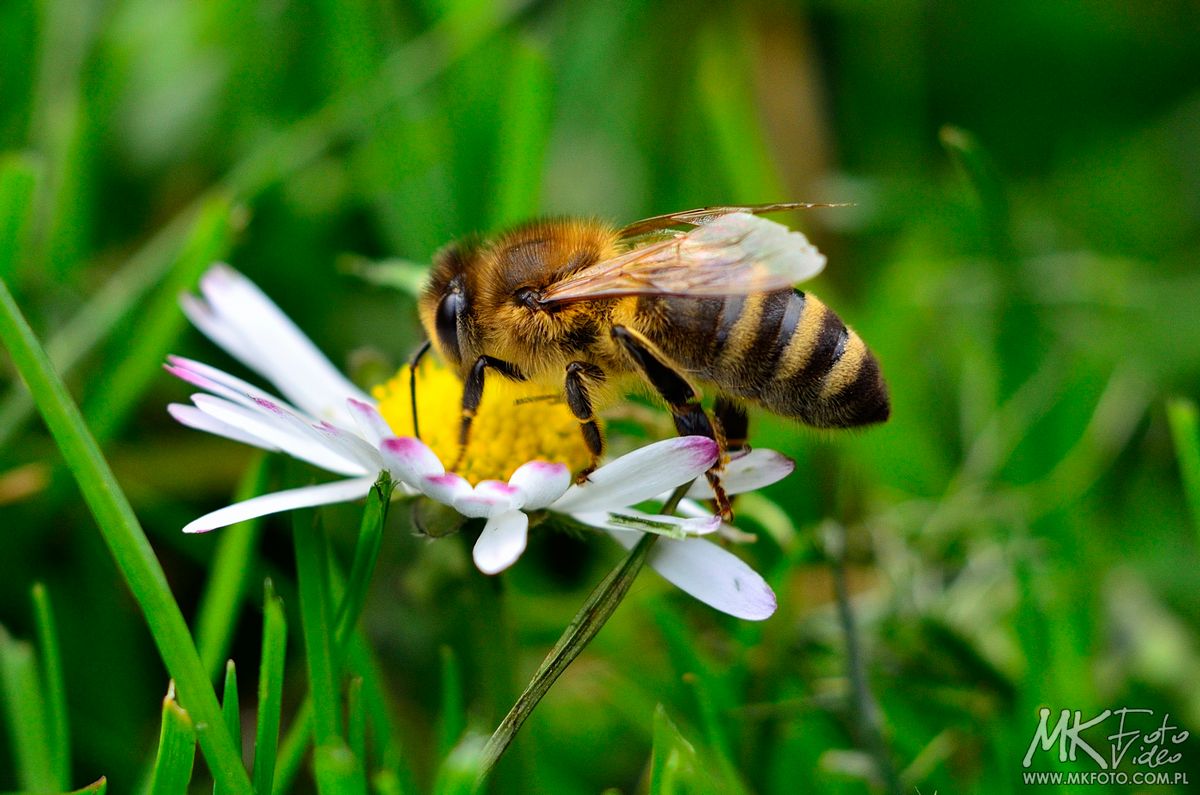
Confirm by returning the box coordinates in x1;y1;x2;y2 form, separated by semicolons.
564;361;606;483
611;326;733;521
713;396;750;458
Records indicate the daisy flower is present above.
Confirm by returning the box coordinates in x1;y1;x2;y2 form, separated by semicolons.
169;264;791;619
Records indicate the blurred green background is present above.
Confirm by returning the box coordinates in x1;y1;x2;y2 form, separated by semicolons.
2;0;1199;792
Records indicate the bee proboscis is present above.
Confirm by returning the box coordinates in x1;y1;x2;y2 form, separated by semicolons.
417;203;890;518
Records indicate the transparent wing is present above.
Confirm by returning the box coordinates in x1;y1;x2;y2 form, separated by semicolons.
538;213;827;305
618;201;846;239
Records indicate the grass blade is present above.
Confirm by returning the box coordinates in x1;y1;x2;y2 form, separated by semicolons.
333;473;395;655
1167;397;1200;534
650;704;703;795
0;626;54;792
293;509;342;746
437;645;465;759
149;684;196;795
214;660;241;795
476;533;659;787
271;700;313;795
347;677;366;769
81;194;235;442
0;275;252;793
0;152;39;280
254;579;288;795
313;741;366;795
196;455;271;680
31;583;70;790
488;39;552;229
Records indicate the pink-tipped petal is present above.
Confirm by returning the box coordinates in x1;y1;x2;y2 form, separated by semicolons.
608;529;776;620
455;480;520;518
168;403;280;452
686;448;795;499
419;472;473;507
472;510;529;575
195;264;371;426
551;436;718;514
507;461;571;511
192;394;369;476
182;477;374;534
347;398;390;446
380;437;445;484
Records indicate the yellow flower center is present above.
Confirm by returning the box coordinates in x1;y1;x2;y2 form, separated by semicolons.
373;357;593;484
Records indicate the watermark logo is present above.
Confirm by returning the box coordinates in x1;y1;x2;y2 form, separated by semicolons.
1021;707;1190;787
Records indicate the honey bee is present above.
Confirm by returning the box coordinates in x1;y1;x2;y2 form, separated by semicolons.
416;203;889;517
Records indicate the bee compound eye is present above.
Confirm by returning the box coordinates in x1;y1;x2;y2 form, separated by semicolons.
436;290;463;363
515;286;542;311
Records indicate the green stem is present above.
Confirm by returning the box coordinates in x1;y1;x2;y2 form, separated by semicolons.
474;533;660;788
0;275;252;794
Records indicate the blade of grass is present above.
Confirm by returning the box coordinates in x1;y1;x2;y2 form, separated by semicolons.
313;741;367;795
31;583;70;790
475;533;660;787
0;152;39;280
293;509;342;746
0;1;530;449
437;645;466;759
650;704;704;795
347;677;367;770
196;455;271;680
149;684;197;795
254;579;288;795
0;626;55;792
271;700;314;795
81;194;236;442
1167;397;1200;534
214;661;241;795
434;735;487;795
488;39;552;229
939;125;1015;262
333;473;395;655
0;275;252;793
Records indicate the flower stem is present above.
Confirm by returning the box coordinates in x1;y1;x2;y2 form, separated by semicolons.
475;532;660;788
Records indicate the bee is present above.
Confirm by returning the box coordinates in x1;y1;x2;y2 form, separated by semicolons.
415;203;889;517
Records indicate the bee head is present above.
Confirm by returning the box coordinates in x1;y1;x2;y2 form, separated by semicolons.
420;240;480;370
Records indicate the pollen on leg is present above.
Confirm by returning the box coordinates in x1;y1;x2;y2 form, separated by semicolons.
373;358;593;485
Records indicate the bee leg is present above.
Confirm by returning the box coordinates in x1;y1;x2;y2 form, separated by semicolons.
453;355;525;472
611;326;733;520
564;361;606;483
713;396;750;457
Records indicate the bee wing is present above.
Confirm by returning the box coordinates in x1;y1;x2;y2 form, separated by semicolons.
538;213;826;305
618;201;846;239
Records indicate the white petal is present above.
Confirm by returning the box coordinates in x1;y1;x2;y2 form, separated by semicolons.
195;264;371;426
166;356;293;413
419;472;474;508
168;403;280;452
507;461;571;510
183;477;375;534
686;448;795;499
676;500;757;543
573;509;720;537
347;398;391;446
181;294;260;369
551;436;717;513
192;394;368;476
455;480;521;518
472;510;529;575
380;437;445;485
607;529;777;620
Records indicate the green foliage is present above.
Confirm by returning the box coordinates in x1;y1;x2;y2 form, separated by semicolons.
3;1;1200;793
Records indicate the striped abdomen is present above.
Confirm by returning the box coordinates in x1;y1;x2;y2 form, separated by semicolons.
638;290;889;428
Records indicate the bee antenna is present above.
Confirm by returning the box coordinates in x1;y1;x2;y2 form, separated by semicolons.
408;339;432;440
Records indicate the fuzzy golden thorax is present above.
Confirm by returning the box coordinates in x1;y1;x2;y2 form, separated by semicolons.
420;218;627;385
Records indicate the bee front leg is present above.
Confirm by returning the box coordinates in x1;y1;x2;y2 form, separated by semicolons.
611;326;732;521
564;361;606;483
454;355;525;473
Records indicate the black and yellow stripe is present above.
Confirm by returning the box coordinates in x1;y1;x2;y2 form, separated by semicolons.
640;289;889;429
